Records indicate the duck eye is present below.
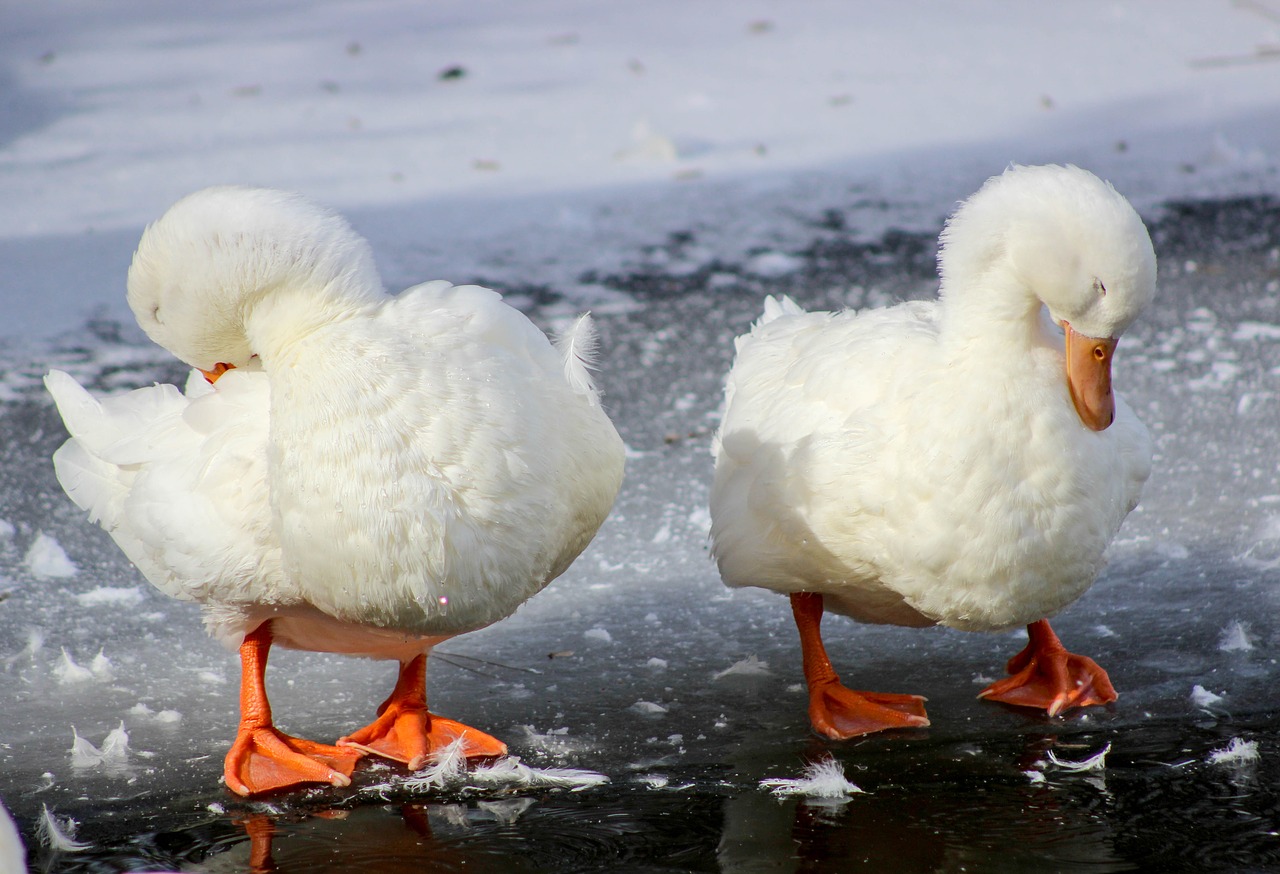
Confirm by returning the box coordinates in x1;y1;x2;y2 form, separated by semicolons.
1093;279;1107;297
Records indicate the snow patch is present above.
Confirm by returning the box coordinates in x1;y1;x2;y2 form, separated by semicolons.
746;251;804;277
583;626;613;644
25;533;77;579
1233;322;1280;342
761;757;863;799
75;586;145;607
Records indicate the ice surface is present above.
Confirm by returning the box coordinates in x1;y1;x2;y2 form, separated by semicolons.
2;1;1280;870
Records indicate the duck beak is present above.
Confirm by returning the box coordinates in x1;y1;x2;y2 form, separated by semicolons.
1063;323;1117;431
201;362;235;384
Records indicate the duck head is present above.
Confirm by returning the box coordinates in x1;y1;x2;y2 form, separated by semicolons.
940;164;1157;431
126;186;384;373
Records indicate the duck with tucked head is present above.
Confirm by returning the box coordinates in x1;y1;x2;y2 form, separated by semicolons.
47;187;626;794
709;165;1156;738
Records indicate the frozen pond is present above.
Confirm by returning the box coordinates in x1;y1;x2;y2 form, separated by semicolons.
2;188;1280;871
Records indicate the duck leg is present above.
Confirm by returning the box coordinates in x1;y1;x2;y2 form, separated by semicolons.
978;619;1117;716
224;623;362;796
338;654;507;770
791;592;930;739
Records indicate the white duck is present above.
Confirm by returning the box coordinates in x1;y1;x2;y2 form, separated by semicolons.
46;187;625;795
709;165;1155;739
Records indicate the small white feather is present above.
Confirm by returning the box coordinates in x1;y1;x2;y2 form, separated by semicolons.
402;736;469;791
1045;742;1110;772
38;805;90;853
760;757;863;799
1207;737;1259;765
555;313;602;403
468;757;609;791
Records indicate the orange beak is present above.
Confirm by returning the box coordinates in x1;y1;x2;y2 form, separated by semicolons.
1063;323;1117;431
201;362;235;384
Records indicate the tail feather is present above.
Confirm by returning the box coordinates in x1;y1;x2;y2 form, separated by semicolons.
759;294;805;325
555;313;602;405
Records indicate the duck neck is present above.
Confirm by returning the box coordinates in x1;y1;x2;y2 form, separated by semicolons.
244;281;378;368
939;267;1052;354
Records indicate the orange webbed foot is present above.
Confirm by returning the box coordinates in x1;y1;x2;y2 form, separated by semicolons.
338;706;507;770
338;654;507;770
809;679;930;740
223;726;361;797
978;620;1117;716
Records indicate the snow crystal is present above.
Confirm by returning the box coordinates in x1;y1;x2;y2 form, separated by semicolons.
38;805;89;853
1190;685;1224;709
1218;621;1254;652
1207;738;1259;765
75;586;145;607
583;627;614;644
760;757;863;799
1045;743;1110;772
651;523;672;544
25;533;76;579
713;655;772;680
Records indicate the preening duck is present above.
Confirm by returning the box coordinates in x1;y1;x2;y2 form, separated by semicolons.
46;187;625;794
709;165;1155;738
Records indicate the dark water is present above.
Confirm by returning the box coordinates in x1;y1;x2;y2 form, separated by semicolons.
25;717;1280;873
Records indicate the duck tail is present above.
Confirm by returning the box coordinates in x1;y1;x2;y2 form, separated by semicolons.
759;294;805;326
555;312;602;405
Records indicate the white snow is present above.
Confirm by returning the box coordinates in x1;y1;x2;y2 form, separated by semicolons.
24;533;77;579
583;626;614;644
760;757;863;799
75;586;145;607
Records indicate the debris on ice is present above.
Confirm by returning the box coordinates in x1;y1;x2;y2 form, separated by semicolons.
760;756;863;799
1045;742;1110;772
713;654;771;680
1207;737;1259;765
